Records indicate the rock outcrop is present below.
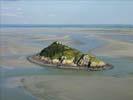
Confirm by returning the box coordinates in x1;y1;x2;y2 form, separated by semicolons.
31;41;112;71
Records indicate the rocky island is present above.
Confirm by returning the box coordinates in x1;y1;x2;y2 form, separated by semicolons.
28;41;113;71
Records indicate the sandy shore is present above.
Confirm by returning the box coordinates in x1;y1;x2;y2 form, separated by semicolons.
21;75;133;100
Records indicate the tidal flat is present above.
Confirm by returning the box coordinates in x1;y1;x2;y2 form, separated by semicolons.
22;75;133;100
0;27;133;100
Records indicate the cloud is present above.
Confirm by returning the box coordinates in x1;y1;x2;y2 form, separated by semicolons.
48;14;56;17
0;7;23;17
1;13;18;17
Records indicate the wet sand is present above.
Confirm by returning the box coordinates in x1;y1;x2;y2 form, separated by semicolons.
92;33;133;58
1;28;132;62
22;75;133;100
0;28;133;100
0;28;72;68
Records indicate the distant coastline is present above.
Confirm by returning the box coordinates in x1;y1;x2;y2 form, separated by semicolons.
1;24;133;29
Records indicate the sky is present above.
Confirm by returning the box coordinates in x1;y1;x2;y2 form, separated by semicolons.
0;0;133;25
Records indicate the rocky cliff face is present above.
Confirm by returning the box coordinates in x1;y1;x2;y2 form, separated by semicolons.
39;41;106;68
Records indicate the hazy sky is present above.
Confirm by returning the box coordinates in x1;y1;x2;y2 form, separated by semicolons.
0;0;133;24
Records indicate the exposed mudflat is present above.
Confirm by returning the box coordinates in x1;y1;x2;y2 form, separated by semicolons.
0;28;133;100
22;75;133;100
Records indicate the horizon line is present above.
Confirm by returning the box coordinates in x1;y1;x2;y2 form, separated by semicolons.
1;24;133;28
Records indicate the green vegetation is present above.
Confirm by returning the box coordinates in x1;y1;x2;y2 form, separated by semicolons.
40;41;82;59
39;41;106;67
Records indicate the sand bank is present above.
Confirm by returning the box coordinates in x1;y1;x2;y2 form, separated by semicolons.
21;75;133;100
92;33;133;58
0;28;72;68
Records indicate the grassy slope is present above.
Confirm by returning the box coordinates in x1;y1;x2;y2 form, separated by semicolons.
39;41;101;63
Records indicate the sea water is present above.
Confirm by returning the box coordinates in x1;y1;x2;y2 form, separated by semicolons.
0;26;133;100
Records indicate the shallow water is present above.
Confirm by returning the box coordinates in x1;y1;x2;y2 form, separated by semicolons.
1;56;133;100
70;33;106;52
0;27;133;100
104;34;133;43
0;78;36;100
1;56;133;79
